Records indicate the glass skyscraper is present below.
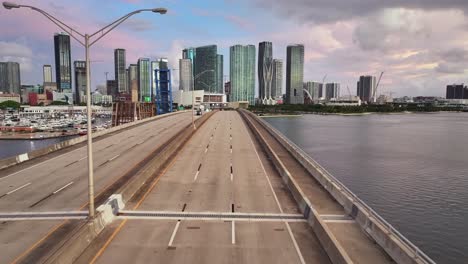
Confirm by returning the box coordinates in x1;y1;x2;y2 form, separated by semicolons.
74;61;86;104
43;65;53;83
0;62;21;94
216;54;223;94
179;59;193;92
114;49;127;94
272;59;283;99
54;33;72;92
258;41;274;104
194;45;217;93
138;58;151;102
286;44;304;104
230;44;255;105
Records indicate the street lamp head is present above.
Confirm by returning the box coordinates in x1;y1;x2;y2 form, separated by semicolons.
2;1;20;9
152;7;167;14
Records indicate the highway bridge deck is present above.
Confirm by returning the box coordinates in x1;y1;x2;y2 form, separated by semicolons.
77;111;331;264
0;112;192;264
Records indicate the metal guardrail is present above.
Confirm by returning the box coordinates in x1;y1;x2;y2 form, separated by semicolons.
258;117;436;264
118;211;305;221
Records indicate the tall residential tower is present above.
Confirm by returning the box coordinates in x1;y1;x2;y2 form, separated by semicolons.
0;62;21;94
285;44;304;104
179;59;193;92
114;49;127;94
230;44;255;105
74;61;86;104
258;41;274;104
54;33;72;92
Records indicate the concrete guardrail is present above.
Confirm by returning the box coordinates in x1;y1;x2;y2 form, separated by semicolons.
246;110;435;264
240;110;353;264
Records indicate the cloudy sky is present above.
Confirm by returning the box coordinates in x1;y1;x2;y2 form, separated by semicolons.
1;0;468;97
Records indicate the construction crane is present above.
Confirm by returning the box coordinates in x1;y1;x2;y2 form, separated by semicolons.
346;85;351;100
372;71;384;103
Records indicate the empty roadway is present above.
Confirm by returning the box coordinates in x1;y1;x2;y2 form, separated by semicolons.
81;111;331;264
0;112;193;264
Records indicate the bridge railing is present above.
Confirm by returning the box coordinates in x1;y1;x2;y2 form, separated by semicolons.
259;118;436;264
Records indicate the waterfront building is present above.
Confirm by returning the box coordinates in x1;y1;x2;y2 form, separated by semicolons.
43;65;53;83
114;49;127;94
0;62;21;94
446;84;468;99
179;59;193;92
272;59;283;100
285;44;305;104
230;44;255;105
74;61;86;104
54;33;72;92
357;75;376;103
325;83;340;99
194;45;217;93
258;41;274;105
138;58;151;102
224;81;231;102
304;81;323;101
216;54;223;94
0;93;21;103
151;60;158;101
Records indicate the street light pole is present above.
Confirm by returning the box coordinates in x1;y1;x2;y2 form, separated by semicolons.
84;34;94;217
3;1;167;219
191;69;214;130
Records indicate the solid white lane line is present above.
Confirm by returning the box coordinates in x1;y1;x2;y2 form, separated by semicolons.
53;182;74;194
205;148;208;153
246;122;306;264
168;221;181;247
109;154;120;161
193;171;200;181
79;156;87;161
6;182;32;195
0;147;83;181
231;221;236;244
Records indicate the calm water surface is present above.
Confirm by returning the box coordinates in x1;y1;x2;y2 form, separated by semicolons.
0;136;77;159
264;112;468;264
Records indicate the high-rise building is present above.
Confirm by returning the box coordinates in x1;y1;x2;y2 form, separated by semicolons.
272;59;283;99
325;83;340;99
114;49;127;94
258;41;274;104
127;64;138;92
285;45;304;104
179;59;193;92
54;33;72;92
194;45;217;93
151;60;158;101
183;47;196;62
43;65;53;83
154;58;173;114
446;84;468;99
74;61;86;104
106;80;117;99
216;54;223;94
304;81;323;100
230;44;256;105
138;58;151;102
357;75;376;103
0;62;21;94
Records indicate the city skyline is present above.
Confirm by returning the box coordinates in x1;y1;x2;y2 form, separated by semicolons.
2;1;468;98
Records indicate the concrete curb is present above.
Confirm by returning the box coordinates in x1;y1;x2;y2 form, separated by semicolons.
0;111;187;171
247;110;434;264
39;112;215;264
240;110;353;264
